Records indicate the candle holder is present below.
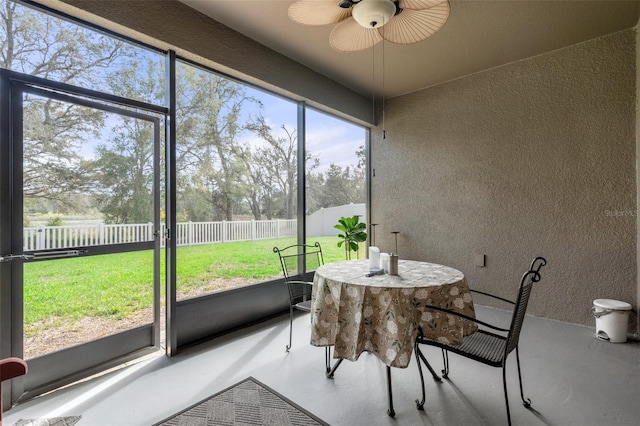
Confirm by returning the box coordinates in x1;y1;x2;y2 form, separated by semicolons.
391;231;400;255
389;231;400;275
370;223;378;246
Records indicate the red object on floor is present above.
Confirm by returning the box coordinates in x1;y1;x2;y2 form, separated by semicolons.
0;357;28;426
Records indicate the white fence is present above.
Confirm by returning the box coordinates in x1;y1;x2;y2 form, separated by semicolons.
23;219;297;251
306;203;366;237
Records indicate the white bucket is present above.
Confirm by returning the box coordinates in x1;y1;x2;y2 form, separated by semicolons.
591;299;632;343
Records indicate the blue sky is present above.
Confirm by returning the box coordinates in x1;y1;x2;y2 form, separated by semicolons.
247;88;366;173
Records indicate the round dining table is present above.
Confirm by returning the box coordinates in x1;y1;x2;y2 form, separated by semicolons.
310;258;478;369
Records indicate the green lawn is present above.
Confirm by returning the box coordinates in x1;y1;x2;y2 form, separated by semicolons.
23;236;365;332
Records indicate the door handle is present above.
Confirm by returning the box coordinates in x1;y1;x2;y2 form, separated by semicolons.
30;249;86;260
0;254;35;263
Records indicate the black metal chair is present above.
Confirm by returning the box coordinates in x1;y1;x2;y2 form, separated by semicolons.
414;256;547;425
273;241;324;352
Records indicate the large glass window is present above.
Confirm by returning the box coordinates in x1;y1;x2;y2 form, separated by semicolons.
174;60;299;300
1;0;164;103
2;0;166;359
1;0;368;353
305;109;367;263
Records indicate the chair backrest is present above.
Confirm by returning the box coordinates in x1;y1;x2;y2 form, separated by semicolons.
0;357;27;424
505;257;547;355
273;242;324;281
0;357;27;383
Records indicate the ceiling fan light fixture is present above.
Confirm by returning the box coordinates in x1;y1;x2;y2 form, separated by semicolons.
352;0;396;28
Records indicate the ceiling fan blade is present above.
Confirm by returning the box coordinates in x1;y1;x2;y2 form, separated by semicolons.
398;0;448;11
330;18;383;52
288;0;352;26
380;2;449;44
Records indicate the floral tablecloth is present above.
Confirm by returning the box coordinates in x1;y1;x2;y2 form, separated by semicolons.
310;259;477;368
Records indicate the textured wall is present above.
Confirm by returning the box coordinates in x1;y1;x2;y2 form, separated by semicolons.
372;30;637;333
636;24;640;337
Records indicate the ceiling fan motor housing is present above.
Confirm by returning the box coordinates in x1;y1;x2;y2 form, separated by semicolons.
352;0;396;28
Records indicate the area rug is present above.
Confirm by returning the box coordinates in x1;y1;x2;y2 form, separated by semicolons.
155;377;329;426
14;417;81;426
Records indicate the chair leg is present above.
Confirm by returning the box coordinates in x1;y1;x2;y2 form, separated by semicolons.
415;342;426;410
414;342;442;410
502;366;512;426
441;349;450;378
286;305;294;352
386;366;395;417
515;347;532;408
417;346;442;381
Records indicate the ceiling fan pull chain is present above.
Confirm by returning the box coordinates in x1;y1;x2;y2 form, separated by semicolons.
372;38;376;128
382;31;386;140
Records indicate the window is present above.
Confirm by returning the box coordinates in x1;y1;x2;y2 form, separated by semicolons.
1;0;164;103
2;0;166;358
2;0;369;355
174;60;299;299
305;108;367;264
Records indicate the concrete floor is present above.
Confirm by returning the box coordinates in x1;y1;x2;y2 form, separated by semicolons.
4;306;640;426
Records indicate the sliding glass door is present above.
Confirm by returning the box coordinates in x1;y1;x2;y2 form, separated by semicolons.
0;70;165;401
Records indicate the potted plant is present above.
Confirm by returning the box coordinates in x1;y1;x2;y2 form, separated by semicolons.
334;215;367;260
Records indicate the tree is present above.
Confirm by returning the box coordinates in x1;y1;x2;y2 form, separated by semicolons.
89;58;163;224
1;1;128;85
175;68;259;221
92;118;155;224
2;1;134;214
2;0;367;227
237;146;268;220
246;115;319;219
306;144;365;213
22;97;102;210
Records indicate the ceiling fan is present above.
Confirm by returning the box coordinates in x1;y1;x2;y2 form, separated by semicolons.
288;0;450;52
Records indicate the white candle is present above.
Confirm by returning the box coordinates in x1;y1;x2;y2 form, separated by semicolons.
380;252;390;273
368;246;380;270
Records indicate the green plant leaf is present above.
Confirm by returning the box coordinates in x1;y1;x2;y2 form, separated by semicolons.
352;233;367;242
334;216;368;259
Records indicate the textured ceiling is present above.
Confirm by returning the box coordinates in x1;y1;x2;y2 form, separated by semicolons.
179;0;640;99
